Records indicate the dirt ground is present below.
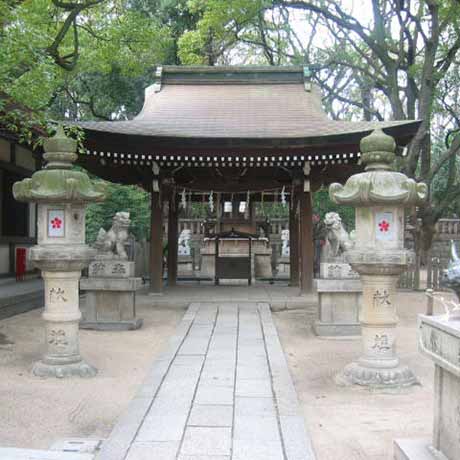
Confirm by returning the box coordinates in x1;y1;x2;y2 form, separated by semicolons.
0;297;184;450
273;290;451;460
0;289;450;459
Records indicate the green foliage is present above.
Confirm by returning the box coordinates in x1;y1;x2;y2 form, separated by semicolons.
85;182;150;244
0;0;173;128
313;188;355;231
255;202;289;219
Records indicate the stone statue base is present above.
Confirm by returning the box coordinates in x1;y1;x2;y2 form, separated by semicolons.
33;359;97;378
314;278;362;336
88;259;135;277
336;362;417;389
178;255;193;275
320;262;359;279
276;256;290;276
80;261;143;331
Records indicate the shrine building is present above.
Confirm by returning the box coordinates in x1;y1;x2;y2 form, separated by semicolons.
74;65;420;295
0;93;43;279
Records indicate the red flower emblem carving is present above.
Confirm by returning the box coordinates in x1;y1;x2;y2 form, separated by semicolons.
378;220;390;232
51;217;62;229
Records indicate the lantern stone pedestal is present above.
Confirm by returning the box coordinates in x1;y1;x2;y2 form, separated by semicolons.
13;127;106;378
330;129;427;388
178;255;194;275
394;315;460;459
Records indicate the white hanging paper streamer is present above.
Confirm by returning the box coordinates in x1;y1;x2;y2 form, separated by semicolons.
245;191;250;219
209;191;214;213
281;186;287;207
181;189;187;209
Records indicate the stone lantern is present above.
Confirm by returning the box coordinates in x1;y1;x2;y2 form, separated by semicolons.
13;126;106;378
329;129;427;388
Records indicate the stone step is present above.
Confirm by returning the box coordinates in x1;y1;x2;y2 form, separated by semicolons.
0;290;44;320
393;439;437;460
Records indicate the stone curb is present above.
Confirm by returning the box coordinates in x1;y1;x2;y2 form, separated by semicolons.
258;302;317;460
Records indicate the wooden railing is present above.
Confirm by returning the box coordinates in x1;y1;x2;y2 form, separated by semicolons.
434;219;460;240
399;257;449;291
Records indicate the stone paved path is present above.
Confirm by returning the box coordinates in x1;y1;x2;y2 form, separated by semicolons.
98;302;316;460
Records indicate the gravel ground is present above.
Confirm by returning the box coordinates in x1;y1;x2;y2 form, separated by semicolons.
273;289;452;460
0;297;184;450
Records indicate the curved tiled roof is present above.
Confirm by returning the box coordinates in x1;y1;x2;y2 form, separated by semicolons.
75;66;420;155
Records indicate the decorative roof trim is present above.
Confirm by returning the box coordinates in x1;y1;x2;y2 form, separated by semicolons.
151;66;163;93
157;65;306;85
86;150;358;169
303;66;312;92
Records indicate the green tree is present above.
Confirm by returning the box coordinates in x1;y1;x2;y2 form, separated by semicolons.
178;0;460;255
86;182;150;243
0;0;172;132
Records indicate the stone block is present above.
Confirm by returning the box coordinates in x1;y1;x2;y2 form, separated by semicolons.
80;277;143;330
233;415;280;441
80;277;142;291
276;256;290;275
136;414;188;442
314;278;362;337
232;439;284;460
194;385;234;405
393;315;460;459
88;260;135;278
178;456;230;460
235;379;272;398
178;255;194;275
180;427;232;457
234;397;276;417
49;438;103;454
393;439;437;460
188;404;233;427
126;441;180;460
320;262;359;279
279;416;317;460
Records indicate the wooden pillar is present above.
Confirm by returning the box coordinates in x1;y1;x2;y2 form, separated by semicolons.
299;190;314;294
167;192;178;286
289;190;300;286
150;190;163;294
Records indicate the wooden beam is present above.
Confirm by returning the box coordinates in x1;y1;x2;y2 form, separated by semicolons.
299;190;314;294
167;192;179;286
149;190;164;294
289;188;300;286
